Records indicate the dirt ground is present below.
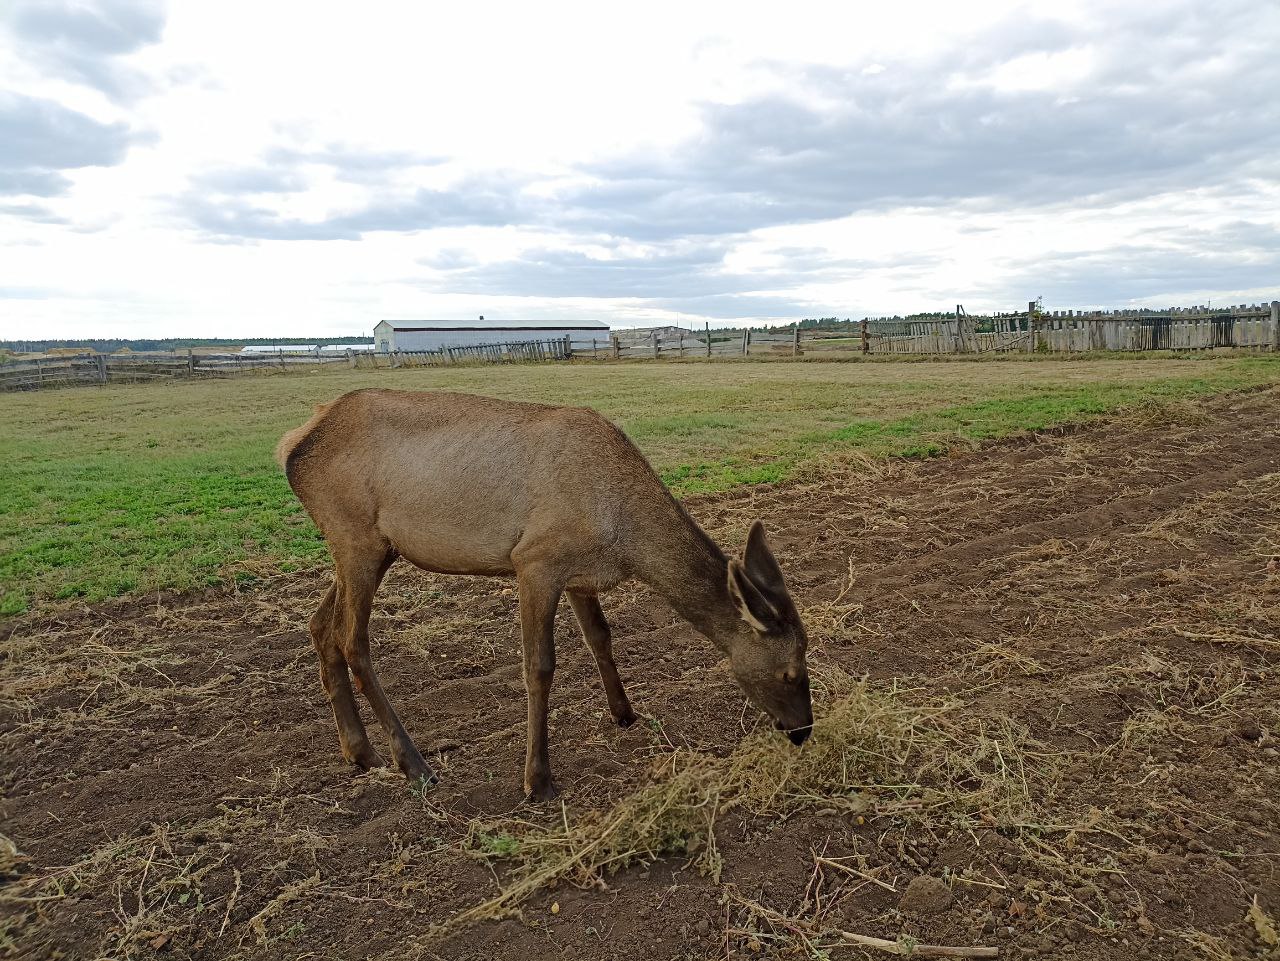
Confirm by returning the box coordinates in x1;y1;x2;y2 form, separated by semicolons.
3;388;1279;961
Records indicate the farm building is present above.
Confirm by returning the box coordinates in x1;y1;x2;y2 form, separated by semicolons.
239;343;375;354
373;318;610;352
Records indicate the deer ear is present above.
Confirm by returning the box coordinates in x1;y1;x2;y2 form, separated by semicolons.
728;558;782;633
742;520;786;599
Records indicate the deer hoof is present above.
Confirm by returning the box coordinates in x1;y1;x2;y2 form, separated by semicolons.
346;745;386;769
397;753;437;786
614;709;637;728
525;778;560;802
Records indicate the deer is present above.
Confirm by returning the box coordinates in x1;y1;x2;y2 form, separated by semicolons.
276;388;813;800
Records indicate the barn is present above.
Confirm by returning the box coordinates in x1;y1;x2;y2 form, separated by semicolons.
373;318;610;352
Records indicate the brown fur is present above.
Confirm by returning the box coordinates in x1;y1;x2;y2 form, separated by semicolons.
274;402;331;469
278;388;812;799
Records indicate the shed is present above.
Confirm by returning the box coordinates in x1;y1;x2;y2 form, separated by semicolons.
373;318;610;352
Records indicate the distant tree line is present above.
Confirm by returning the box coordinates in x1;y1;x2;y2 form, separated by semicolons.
1;335;374;353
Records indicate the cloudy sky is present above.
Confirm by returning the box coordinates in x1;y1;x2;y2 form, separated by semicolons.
1;0;1278;339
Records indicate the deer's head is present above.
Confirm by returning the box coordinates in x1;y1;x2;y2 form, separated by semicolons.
723;521;813;745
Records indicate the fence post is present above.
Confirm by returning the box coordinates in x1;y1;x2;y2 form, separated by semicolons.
679;331;685;357
612;335;621;360
861;318;869;354
592;338;598;360
97;353;108;383
652;331;660;360
1272;301;1280;351
741;328;749;355
1026;301;1037;353
955;304;969;353
792;325;800;356
706;322;712;358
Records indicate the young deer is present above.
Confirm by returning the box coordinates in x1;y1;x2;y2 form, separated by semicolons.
277;388;812;799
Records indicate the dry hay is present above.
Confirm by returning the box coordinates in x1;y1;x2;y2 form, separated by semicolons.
443;671;1043;935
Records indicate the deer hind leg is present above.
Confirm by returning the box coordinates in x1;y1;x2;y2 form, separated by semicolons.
334;541;435;785
311;581;382;768
517;567;563;801
567;591;635;728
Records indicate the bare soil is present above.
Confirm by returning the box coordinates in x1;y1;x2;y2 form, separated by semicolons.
3;388;1279;961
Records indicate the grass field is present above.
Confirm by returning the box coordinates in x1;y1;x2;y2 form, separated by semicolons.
2;354;1278;616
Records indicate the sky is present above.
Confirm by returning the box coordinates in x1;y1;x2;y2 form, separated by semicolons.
1;0;1278;339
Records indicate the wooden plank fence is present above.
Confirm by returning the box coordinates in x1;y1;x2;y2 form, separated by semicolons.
1;338;578;391
0;350;347;392
6;303;1277;391
853;302;1280;356
352;337;574;369
574;324;806;360
563;302;1280;361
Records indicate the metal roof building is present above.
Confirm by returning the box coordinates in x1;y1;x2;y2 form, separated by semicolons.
373;318;610;352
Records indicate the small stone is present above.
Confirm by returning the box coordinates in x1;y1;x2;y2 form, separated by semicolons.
1236;718;1263;742
899;875;953;915
695;919;711;936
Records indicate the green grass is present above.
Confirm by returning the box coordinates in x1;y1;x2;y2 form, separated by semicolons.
2;355;1278;616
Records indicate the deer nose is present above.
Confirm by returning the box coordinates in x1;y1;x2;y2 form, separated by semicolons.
787;724;812;746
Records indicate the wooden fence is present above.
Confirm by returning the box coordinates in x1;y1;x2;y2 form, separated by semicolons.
855;302;1280;356
6;304;1278;391
0;339;576;391
573;326;807;360
0;350;348;391
351;337;573;369
576;302;1280;360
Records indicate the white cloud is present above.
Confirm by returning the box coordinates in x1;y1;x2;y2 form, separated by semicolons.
0;0;1278;339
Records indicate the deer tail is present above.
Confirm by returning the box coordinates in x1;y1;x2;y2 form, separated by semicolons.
274;402;334;470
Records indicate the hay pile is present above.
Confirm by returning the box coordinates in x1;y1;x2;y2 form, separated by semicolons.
451;672;1039;929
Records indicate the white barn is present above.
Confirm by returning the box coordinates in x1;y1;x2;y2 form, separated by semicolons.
373;318;610;352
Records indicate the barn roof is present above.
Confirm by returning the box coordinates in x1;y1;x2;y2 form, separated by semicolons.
378;318;609;331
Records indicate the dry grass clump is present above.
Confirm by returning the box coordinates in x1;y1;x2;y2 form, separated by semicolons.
449;673;1040;930
0;771;355;958
1122;396;1216;429
0;818;238;959
0;626;189;744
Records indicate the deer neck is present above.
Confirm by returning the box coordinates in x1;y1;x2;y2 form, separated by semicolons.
632;505;741;650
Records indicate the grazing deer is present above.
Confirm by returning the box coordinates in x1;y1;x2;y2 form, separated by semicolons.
276;389;812;799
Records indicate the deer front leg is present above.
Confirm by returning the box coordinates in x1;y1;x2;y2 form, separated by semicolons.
567;591;635;728
517;569;562;801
